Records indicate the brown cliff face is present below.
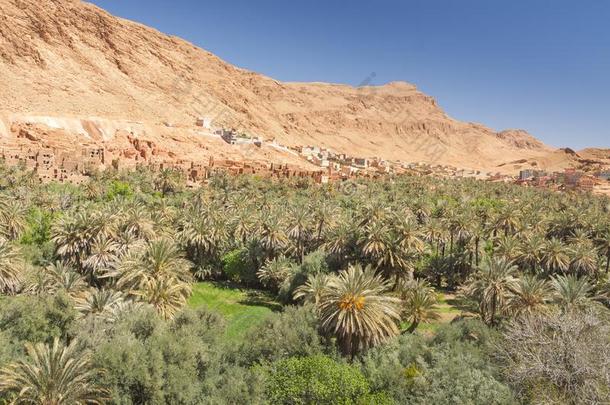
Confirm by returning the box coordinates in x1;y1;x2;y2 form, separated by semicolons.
496;130;548;150
0;0;594;173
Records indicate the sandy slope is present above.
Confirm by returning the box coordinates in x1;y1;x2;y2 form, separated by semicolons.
0;0;602;173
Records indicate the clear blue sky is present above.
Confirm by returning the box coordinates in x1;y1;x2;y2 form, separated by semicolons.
89;0;609;149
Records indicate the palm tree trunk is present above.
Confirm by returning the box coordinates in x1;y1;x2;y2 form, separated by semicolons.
490;292;497;326
475;237;480;266
75;253;83;274
344;334;354;360
297;235;303;264
406;320;419;333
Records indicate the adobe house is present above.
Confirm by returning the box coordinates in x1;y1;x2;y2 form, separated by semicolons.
196;117;212;129
353;158;369;169
563;168;583;187
36;148;55;169
215;129;238;144
577;176;597;192
596;170;610;181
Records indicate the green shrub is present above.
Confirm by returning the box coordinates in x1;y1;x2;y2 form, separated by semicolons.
106;180;133;200
360;322;514;405
233;305;325;366
432;318;500;350
200;363;267;404
91;307;225;405
0;330;19;368
222;248;257;285
0;293;76;346
410;348;514;405
20;207;54;246
356;391;395;405
263;355;370;405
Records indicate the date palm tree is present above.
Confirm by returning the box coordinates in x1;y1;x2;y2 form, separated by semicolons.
0;338;108;404
396;218;425;253
155;168;183;196
469;220;485;267
422;218;446;256
293;272;330;306
517;233;545;273
569;228;592;246
179;213;227;265
569;241;599;277
551;274;602;311
52;212;93;271
508;275;552;316
312;200;338;243
83;236;120;283
492;208;520;237
358;220;389;261
374;232;411;286
119;205;156;241
0;198;26;240
0;238;23;294
44;261;88;298
153;201;178;231
411;199;431;224
231;211;256;245
286;203;313;262
257;255;294;292
595;229;610;274
541;238;570;275
463;257;519;326
75;289;126;321
83;180;103;201
447;213;472;252
400;278;440;333
495;235;522;262
318;264;401;357
356;201;388;228
323;219;356;261
114;228;145;254
259;215;289;259
547;211;579;240
137;277;191;320
114;238;192;294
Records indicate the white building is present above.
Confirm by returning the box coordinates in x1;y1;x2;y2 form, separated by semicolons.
196;117;213;129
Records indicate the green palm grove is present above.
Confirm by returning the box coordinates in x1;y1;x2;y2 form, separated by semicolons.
0;163;609;404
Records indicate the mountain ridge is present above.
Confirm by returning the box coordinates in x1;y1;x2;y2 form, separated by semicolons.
0;0;600;173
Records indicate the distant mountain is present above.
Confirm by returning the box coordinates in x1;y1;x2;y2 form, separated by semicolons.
0;0;604;173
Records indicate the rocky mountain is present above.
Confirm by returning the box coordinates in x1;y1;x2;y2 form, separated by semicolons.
0;0;599;173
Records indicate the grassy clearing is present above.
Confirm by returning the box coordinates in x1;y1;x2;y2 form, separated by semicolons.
188;281;282;340
415;293;463;335
189;283;464;339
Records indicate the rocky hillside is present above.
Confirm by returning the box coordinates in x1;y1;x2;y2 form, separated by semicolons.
0;0;595;172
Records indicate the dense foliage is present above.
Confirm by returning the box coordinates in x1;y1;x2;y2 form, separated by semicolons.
0;163;609;404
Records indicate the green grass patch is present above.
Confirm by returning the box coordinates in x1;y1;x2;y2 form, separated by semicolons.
188;281;282;340
403;293;463;336
436;293;462;317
